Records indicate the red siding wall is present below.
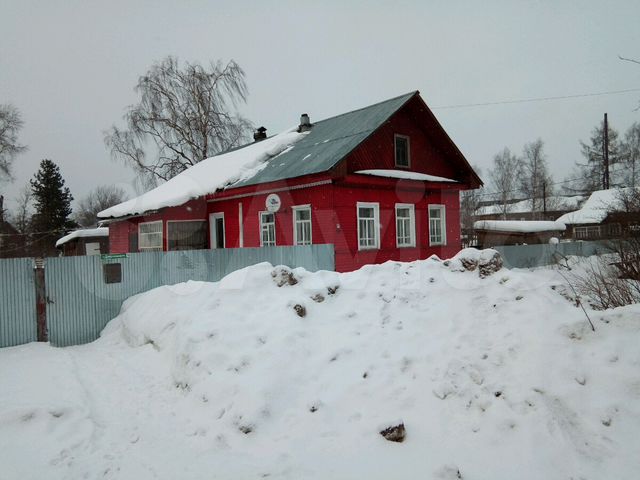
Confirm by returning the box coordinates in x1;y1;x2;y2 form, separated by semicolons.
207;179;460;272
108;199;207;253
331;182;460;272
347;105;459;180
207;182;335;249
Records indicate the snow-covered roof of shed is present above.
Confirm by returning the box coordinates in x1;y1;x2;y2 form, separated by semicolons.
355;169;457;183
556;188;628;225
473;220;566;233
56;227;109;247
476;195;584;216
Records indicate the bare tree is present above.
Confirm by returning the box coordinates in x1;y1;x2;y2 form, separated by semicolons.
12;184;32;233
460;165;483;242
519;139;553;218
76;185;128;227
620;122;640;188
105;57;252;186
0;104;28;183
489;148;521;219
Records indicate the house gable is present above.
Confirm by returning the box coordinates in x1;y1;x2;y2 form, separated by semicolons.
340;94;480;188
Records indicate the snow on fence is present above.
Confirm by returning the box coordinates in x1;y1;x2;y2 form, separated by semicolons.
0;245;334;348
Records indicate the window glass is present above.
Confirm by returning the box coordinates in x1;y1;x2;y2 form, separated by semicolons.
396;205;415;247
139;221;163;251
429;206;446;245
168;221;207;251
395;135;410;167
260;212;276;246
294;207;312;245
357;203;379;249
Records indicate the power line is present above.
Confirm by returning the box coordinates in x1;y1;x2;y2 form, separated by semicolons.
432;87;640;110
472;163;637;199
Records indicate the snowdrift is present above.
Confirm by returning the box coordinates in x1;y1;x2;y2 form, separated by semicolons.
1;251;639;480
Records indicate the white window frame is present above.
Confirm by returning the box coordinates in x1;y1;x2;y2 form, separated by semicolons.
395;203;416;248
428;204;447;246
357;202;380;250
138;220;163;251
394;134;411;168
259;211;276;247
292;205;312;246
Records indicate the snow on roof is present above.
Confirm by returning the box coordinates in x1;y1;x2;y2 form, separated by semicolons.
556;188;629;225
355;169;457;183
56;227;109;247
476;195;584;216
473;220;566;233
98;129;305;219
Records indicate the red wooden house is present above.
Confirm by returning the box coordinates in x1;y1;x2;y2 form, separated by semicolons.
98;91;481;272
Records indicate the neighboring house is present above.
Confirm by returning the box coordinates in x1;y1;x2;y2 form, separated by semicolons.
557;188;640;240
474;195;584;222
55;227;109;256
98;91;482;272
473;220;566;247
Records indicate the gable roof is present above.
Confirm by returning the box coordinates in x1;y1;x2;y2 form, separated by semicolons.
556;188;631;225
99;91;478;219
233;91;416;187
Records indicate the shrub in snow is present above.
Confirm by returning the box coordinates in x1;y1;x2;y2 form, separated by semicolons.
380;423;406;442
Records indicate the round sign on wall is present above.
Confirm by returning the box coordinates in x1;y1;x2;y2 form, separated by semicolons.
265;193;282;212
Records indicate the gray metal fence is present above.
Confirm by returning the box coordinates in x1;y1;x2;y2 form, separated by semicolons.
0;258;37;347
492;241;612;269
1;245;334;348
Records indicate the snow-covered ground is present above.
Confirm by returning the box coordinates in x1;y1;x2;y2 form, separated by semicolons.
1;252;639;480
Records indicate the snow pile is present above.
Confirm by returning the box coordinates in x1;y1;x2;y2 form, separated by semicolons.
556;188;632;225
473;220;566;233
55;227;108;247
355;169;457;182
98;129;305;218
1;254;640;479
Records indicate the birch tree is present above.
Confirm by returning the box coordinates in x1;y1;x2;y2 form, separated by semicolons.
489;148;521;219
105;57;252;187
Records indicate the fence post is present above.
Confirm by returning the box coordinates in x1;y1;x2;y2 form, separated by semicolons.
34;258;48;342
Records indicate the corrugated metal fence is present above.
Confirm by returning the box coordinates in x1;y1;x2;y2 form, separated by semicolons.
0;258;37;347
1;245;334;348
492;241;612;269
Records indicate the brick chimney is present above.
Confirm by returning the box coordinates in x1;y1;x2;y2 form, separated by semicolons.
298;113;312;132
253;126;267;142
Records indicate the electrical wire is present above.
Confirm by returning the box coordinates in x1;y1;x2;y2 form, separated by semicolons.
432;87;640;110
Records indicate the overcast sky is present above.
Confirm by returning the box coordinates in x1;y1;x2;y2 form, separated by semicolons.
1;0;639;211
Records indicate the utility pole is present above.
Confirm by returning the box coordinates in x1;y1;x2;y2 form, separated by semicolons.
603;113;610;190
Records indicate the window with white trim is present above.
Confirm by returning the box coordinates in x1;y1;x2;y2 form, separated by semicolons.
395;134;410;168
260;212;276;246
395;204;416;247
138;221;163;251
357;202;380;250
168;220;207;251
293;206;312;245
428;205;446;246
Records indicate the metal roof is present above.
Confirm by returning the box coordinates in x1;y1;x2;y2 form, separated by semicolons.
231;91;417;188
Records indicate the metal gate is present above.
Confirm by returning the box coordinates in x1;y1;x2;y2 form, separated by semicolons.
0;258;37;347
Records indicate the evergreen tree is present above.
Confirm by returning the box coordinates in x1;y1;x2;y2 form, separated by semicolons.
570;120;622;194
30;159;75;256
